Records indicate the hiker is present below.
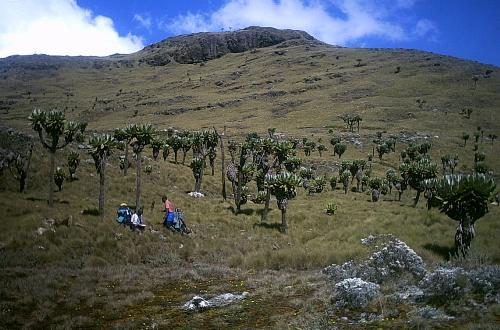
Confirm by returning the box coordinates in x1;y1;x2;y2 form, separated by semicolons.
162;195;191;234
130;207;146;231
116;203;132;226
162;195;175;227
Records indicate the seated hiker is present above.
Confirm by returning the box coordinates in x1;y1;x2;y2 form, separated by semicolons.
116;203;132;226
162;195;176;228
130;207;146;231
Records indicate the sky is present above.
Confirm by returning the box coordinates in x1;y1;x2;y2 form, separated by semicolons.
0;0;499;66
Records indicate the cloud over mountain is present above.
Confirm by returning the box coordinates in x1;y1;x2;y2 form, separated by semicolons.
166;0;436;46
0;0;144;58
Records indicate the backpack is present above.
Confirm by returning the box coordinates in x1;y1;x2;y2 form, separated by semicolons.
116;206;132;224
174;208;183;224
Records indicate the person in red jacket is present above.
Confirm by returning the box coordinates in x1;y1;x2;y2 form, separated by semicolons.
162;195;175;227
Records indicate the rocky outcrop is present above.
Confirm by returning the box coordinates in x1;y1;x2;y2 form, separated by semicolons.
138;26;318;65
323;234;427;285
334;278;380;308
323;234;500;324
182;292;249;311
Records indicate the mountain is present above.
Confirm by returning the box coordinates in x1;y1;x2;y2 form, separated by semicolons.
0;26;499;141
1;27;500;329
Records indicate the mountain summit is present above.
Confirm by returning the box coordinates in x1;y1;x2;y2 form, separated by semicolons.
135;26;318;65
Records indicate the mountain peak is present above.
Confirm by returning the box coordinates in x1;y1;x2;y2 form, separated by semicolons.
136;26;319;66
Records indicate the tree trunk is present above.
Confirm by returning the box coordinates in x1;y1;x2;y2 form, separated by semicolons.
236;169;243;213
281;207;287;233
135;152;142;210
413;190;421;207
455;217;475;257
124;143;129;176
182;151;187;164
19;174;26;193
48;150;55;207
261;189;271;222
174;151;178;164
99;158;106;219
218;126;227;201
194;160;205;192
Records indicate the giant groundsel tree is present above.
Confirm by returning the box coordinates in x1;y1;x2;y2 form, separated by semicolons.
428;174;496;257
29;109;85;206
265;171;302;233
89;134;118;219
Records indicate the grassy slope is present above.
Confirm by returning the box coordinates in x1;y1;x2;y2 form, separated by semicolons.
1;39;500;328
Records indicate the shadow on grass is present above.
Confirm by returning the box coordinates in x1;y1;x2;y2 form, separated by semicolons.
226;206;255;216
26;197;69;204
423;243;456;260
253;222;283;232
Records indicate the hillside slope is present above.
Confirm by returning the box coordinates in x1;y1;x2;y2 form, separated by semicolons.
1;27;500;329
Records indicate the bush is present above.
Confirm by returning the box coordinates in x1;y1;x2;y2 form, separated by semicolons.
325;202;337;215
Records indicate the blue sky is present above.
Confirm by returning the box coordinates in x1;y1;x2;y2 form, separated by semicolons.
1;0;499;66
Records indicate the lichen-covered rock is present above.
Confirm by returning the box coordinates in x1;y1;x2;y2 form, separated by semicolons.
389;286;424;304
407;306;454;322
467;265;500;294
183;296;209;311
182;292;248;311
323;234;427;284
334;278;380;308
420;267;467;302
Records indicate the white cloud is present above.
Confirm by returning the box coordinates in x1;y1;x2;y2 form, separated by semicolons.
413;18;438;41
165;0;436;46
133;13;152;31
0;0;144;58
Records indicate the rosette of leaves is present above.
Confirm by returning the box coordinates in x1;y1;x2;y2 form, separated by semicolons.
399;157;438;207
329;176;337;190
252;190;268;204
339;160;351;175
150;138;163;160
317;144;327;157
376;143;389;160
241;163;255;182
330;136;341;147
299;167;314;180
265;172;303;233
474;151;486;164
334;143;347;159
368;177;383;202
381;179;390;195
180;135;192;164
190;157;204;180
474;162;490;174
144;165;152;175
67;151;80;180
385;169;397;194
284;156;302;172
168;135;183;163
339;171;351;194
54;166;65;191
427;174;496;256
273;140;295;166
303;140;316;156
311;176;327;193
325;202;338;215
418;141;432;155
361;175;370;192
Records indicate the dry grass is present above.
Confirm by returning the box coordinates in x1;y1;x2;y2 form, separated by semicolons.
1;38;500;328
